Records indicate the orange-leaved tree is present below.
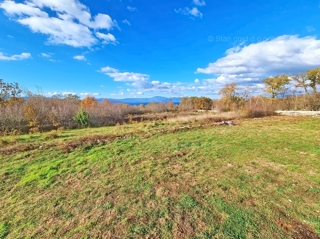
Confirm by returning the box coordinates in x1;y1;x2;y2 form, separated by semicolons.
80;96;98;109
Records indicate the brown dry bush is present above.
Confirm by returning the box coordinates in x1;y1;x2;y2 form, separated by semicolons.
84;100;128;127
48;98;80;128
22;93;81;132
0;94;133;134
179;97;212;111
213;99;231;112
275;93;320;111
24;93;55;132
243;96;277;118
0;99;27;134
144;102;169;113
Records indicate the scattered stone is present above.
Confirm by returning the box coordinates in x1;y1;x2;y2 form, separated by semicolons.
215;121;234;126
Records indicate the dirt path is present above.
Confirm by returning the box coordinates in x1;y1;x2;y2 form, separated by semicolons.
276;111;320;117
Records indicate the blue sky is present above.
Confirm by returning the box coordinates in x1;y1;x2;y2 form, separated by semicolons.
0;0;320;99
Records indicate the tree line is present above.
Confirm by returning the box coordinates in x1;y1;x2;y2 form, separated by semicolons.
262;68;320;98
0;67;319;134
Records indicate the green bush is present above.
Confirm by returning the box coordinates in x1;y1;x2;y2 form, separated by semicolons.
73;108;90;127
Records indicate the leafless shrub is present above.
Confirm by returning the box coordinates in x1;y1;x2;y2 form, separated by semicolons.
0;100;27;134
243;96;276;118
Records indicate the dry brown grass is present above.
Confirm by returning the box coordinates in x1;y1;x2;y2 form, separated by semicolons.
166;111;241;123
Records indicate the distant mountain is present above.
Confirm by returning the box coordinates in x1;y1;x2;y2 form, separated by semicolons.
97;96;181;105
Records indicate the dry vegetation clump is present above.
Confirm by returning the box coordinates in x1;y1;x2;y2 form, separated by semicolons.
44;128;64;140
242;96;277;118
167;111;240;124
278;93;320;111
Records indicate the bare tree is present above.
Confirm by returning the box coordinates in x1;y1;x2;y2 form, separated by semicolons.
292;73;310;95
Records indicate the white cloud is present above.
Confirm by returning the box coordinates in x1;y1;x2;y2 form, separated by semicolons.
99;36;320;97
101;66;194;96
47;91;100;97
80;92;100;96
0;0;117;47
101;67;264;97
100;34;320;98
95;32;116;44
101;66;150;83
0;0;47;17
127;6;137;12
197;35;320;86
175;7;203;18
24;0;115;29
41;53;52;58
193;0;206;6
62;91;76;96
73;55;86;61
0;52;31;61
122;19;131;26
19;16;97;47
47;91;58;96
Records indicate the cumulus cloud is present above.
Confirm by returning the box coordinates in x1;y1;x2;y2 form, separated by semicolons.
98;36;320;97
0;0;117;47
197;35;320;86
95;32;116;44
101;66;188;95
73;55;86;61
100;66;264;97
101;67;228;96
0;52;31;61
193;0;206;6
0;1;47;17
175;7;202;18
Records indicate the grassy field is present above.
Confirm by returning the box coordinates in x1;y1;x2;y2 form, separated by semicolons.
0;116;319;238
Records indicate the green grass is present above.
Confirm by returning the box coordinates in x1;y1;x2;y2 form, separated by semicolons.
0;116;319;238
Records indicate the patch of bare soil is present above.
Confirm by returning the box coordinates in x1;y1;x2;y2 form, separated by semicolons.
277;219;320;239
